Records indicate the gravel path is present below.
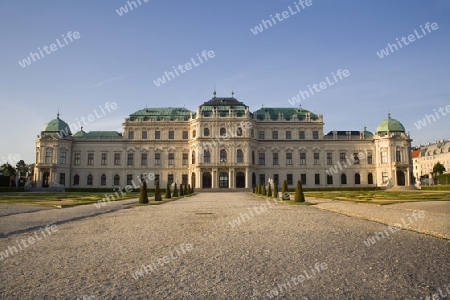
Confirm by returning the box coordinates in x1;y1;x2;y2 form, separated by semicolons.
0;193;449;299
0;203;55;217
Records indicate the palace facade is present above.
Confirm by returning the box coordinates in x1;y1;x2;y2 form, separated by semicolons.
34;94;414;190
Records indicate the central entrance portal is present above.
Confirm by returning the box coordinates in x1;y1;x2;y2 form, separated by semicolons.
219;172;228;188
236;172;245;188
202;172;212;188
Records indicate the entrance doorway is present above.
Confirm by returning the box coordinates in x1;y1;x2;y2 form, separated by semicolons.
42;172;50;188
236;172;245;188
397;170;405;186
219;172;229;188
202;172;212;188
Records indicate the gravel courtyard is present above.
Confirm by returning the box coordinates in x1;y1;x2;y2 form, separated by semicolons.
1;192;449;299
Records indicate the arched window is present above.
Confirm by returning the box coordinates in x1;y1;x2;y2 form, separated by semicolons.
191;151;196;164
204;128;210;136
220;128;226;136
192;130;196;138
87;174;93;186
355;173;361;185
237;149;244;163
114;174;120;186
101;174;106;186
73;174;80;185
252;151;255;164
368;173;374;184
128;130;134;139
204;150;210;163
341;174;347;185
220;149;227;162
237;127;243;136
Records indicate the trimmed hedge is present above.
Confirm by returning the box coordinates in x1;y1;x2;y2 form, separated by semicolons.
421;186;450;191
437;174;450;185
0;187;23;193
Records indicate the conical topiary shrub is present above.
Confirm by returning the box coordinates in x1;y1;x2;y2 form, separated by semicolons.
154;181;162;201
282;180;290;200
273;182;278;199
188;184;192;194
139;180;148;204
262;184;266;196
165;183;171;199
179;184;184;196
184;184;188;195
173;183;178;197
267;184;272;197
294;180;305;202
191;184;194;193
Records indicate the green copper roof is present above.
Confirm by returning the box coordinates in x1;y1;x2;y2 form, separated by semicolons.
42;114;72;136
200;97;247;110
253;107;319;121
73;131;121;138
129;107;192;121
376;114;405;133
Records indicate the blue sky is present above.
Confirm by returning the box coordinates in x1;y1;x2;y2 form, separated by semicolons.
0;0;449;164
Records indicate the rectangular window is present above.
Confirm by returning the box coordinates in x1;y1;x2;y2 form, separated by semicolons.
301;174;307;185
127;174;133;186
127;153;134;166
169;131;174;139
87;153;94;166
315;174;320;185
396;150;401;162
168;174;174;185
259;153;265;165
142;131;148;140
327;153;333;165
300;153;306;165
299;131;305;140
60;152;66;164
128;131;134;139
101;153;107;165
168;153;174;165
367;152;373;164
381;151;387;164
272;131;278;139
286;153;292;165
114;153;121;165
155;153;160;166
340;153;346;163
286;131;291;140
273;174;279;185
154;131;161;139
59;173;65;185
182;153;188;165
287;174;293;185
273;153;278;165
382;172;389;183
353;153;360;164
182;131;188;139
182;174;188;185
327;174;333;185
259;174;265;185
314;153;320;165
74;153;80;165
155;174;160;183
313;131;319;140
45;151;52;163
258;131;265;140
141;153;147;166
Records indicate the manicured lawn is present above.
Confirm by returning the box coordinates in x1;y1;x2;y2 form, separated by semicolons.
303;190;450;205
0;192;142;207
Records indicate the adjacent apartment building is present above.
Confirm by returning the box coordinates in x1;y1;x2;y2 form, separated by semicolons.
412;140;450;185
34;94;414;190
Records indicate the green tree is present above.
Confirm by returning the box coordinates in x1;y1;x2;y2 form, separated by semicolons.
179;184;184;196
433;162;446;184
173;183;179;197
165;183;171;199
294;180;305;202
139;180;149;204
267;184;272;197
154;181;162;201
273;182;278;199
282;180;289;200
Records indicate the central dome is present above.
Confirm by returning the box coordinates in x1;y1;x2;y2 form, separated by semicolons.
376;113;405;134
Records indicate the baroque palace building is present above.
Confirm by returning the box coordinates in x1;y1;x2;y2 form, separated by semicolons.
34;94;414;190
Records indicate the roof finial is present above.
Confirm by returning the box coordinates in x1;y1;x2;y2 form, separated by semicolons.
213;90;216;98
388;112;391;119
57;109;60;119
81;126;83;132
231;90;234;97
